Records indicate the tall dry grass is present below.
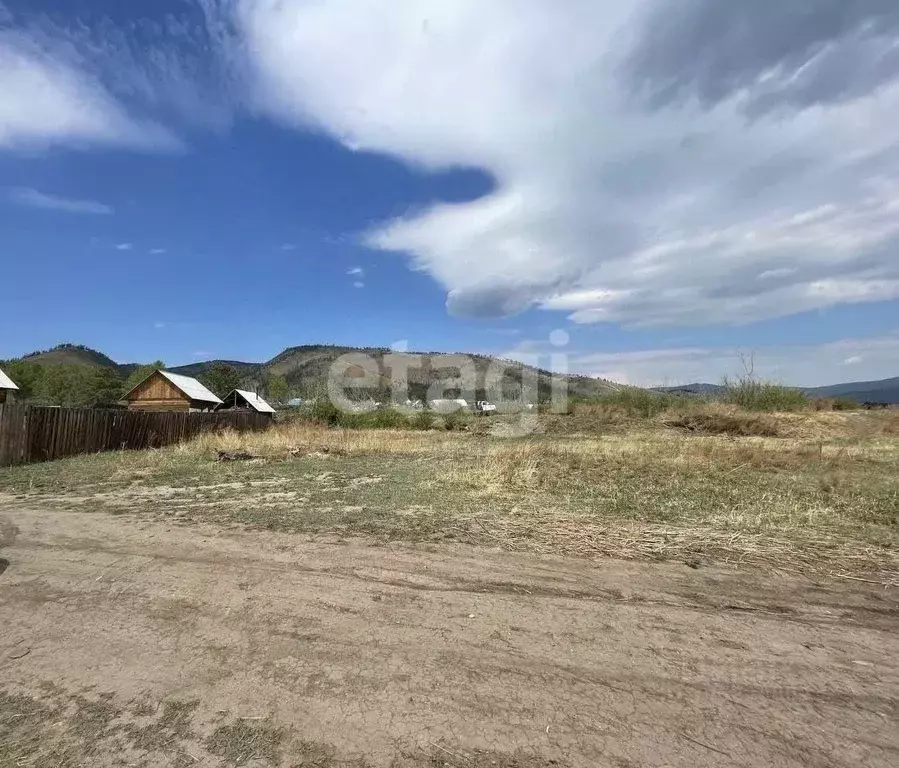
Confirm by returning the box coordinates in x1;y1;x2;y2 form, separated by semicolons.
175;422;464;459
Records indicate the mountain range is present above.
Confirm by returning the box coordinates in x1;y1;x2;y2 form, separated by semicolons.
657;379;899;405
7;344;898;404
7;344;620;402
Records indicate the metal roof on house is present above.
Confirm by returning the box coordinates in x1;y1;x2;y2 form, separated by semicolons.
0;367;19;390
157;370;223;404
231;389;276;414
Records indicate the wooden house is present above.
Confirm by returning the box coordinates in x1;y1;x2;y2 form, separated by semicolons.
122;370;222;412
218;389;276;418
0;367;19;404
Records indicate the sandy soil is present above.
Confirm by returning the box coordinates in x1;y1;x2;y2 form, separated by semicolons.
0;500;896;767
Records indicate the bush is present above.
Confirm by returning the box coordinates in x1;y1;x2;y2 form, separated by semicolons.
442;411;467;431
368;407;411;429
721;376;809;412
591;388;684;419
307;399;344;426
411;410;436;430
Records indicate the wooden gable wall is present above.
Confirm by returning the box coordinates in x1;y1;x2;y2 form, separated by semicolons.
127;372;190;412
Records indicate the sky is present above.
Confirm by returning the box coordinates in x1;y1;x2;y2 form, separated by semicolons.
2;0;899;387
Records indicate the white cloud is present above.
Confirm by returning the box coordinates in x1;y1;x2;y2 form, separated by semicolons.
154;321;167;329
508;335;899;388
235;0;899;326
0;28;178;151
5;1;899;330
115;242;133;251
8;187;112;215
347;266;364;276
353;281;365;289
149;247;167;254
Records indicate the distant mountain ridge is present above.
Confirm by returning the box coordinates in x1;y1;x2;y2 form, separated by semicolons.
656;378;899;404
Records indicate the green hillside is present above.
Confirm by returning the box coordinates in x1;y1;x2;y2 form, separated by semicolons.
4;343;619;405
181;344;621;402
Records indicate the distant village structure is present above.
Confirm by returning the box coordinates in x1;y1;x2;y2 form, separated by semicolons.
0;367;19;404
122;370;222;412
218;389;276;418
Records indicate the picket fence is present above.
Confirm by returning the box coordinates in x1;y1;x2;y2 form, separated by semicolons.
0;404;271;467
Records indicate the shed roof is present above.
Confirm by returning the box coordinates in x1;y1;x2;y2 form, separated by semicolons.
0;367;19;390
158;370;223;404
229;389;276;414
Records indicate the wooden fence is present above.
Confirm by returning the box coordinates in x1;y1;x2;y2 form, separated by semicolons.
0;405;272;467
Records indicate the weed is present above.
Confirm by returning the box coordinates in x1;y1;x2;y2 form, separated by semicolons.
410;409;436;430
721;375;809;412
207;719;284;766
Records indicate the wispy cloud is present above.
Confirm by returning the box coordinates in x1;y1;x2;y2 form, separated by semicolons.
9;187;112;215
154;321;167;329
149;247;166;254
347;266;364;277
281;243;297;251
508;335;899;388
115;242;133;251
353;281;365;289
0;25;179;151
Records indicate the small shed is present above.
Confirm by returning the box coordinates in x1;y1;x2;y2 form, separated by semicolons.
218;389;276;418
0;367;19;404
123;370;222;412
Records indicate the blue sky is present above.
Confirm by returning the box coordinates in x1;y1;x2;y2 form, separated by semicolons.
2;0;899;386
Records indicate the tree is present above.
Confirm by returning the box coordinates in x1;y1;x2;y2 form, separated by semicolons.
200;363;242;398
3;360;44;401
267;375;290;404
123;361;165;394
88;366;125;407
43;365;90;406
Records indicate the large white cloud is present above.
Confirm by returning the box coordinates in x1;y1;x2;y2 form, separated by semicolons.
234;0;899;326
5;1;899;329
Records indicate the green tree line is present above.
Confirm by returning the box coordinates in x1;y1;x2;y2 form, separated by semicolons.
2;361;127;407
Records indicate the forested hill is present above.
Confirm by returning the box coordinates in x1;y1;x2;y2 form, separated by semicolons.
2;343;620;405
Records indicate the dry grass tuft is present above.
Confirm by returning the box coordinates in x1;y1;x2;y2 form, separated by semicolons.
178;423;464;460
665;408;781;437
206;719;284;766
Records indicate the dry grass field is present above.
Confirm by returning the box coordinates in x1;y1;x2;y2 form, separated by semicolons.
1;404;896;576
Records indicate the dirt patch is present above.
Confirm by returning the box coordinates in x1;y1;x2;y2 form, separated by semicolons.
0;503;896;767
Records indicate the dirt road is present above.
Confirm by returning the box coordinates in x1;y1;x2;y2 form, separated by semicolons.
0;501;896;767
